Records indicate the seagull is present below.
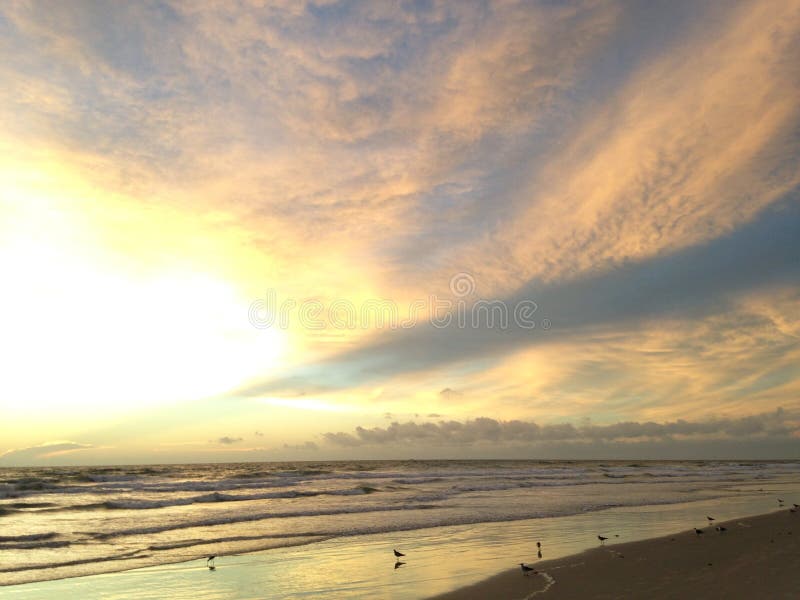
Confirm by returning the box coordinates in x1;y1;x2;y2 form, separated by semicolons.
706;516;715;522
519;563;537;576
598;535;608;544
793;504;799;509
393;549;405;558
536;541;541;549
715;526;727;533
695;528;704;535
206;555;216;569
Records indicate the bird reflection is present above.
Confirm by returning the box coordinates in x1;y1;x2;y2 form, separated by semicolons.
394;561;406;569
537;549;542;559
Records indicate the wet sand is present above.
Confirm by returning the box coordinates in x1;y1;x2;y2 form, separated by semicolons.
430;509;799;599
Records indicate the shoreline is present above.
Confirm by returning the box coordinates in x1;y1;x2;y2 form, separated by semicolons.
4;488;799;599
429;509;800;599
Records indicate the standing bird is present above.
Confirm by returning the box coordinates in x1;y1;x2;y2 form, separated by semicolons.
536;541;541;549
706;516;715;522
598;535;608;544
393;549;405;558
519;563;536;576
695;528;704;536
715;526;727;533
206;555;216;568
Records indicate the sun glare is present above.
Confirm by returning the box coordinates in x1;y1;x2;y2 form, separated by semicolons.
0;168;287;423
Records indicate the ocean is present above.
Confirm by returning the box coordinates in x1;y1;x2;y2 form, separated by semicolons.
2;460;800;593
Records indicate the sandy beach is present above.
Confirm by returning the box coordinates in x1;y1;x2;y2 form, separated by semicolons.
431;509;800;600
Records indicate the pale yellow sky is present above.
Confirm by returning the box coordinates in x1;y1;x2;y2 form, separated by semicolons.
1;0;799;464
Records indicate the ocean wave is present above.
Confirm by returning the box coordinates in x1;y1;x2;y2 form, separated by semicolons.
6;461;796;501
0;540;70;550
0;549;149;574
3;501;58;509
146;532;330;551
90;503;442;539
34;486;383;513
0;532;60;543
103;486;380;509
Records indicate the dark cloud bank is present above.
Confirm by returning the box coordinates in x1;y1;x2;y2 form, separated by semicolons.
317;409;798;458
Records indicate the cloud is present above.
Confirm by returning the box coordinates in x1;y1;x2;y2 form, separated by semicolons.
439;388;463;402
239;200;800;398
455;0;800;295
2;0;797;302
320;409;797;448
0;441;94;465
214;436;243;445
282;441;319;452
1;0;799;456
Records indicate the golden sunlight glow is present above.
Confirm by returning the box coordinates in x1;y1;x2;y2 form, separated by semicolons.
0;159;287;422
260;396;359;413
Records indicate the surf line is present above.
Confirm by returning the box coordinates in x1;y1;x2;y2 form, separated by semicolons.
521;571;556;599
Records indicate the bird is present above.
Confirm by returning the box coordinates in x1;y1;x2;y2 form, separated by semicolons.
706;516;715;522
598;535;608;544
793;504;799;509
715;526;727;533
695;528;704;535
519;563;537;576
393;549;405;558
206;555;216;569
536;541;541;549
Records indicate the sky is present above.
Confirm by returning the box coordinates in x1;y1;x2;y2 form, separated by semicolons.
1;0;799;465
